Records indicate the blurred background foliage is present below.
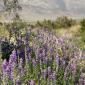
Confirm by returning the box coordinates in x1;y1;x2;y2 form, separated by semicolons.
36;16;76;29
0;16;85;50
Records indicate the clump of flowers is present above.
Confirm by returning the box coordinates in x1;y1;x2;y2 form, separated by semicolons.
1;28;84;85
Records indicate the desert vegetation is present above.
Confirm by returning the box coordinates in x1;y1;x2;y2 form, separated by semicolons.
36;16;76;29
0;0;85;85
0;15;85;85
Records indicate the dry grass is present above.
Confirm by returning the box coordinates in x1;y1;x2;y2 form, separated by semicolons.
0;25;9;38
55;25;81;38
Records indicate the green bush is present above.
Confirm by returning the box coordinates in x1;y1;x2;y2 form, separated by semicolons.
36;19;54;30
55;16;76;28
80;19;85;41
80;19;85;31
36;17;76;30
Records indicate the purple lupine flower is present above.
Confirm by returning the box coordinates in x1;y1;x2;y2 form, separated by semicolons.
48;71;56;81
9;50;17;64
64;64;71;81
84;79;85;85
2;59;9;73
5;65;13;80
27;53;31;62
9;50;17;72
2;59;10;82
28;80;36;85
52;72;56;80
16;76;21;85
70;62;77;74
43;43;48;53
60;59;66;69
27;47;32;53
8;50;17;82
79;72;85;85
18;58;25;77
56;55;60;66
38;48;44;61
41;67;52;80
2;61;14;82
56;55;60;71
47;67;52;76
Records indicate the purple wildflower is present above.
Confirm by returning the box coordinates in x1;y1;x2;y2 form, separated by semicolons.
28;80;36;85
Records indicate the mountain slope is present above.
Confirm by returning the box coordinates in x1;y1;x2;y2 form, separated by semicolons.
0;0;85;21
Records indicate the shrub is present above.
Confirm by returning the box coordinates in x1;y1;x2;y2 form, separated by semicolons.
36;17;76;30
80;19;85;31
36;19;53;29
55;16;76;28
79;19;85;47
